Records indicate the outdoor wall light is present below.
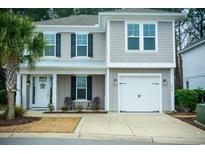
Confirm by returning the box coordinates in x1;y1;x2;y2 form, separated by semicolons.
163;79;167;86
114;79;118;85
27;81;30;86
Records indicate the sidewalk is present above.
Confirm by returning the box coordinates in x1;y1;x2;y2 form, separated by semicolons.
1;112;205;144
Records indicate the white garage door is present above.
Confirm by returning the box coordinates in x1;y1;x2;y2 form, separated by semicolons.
119;74;161;112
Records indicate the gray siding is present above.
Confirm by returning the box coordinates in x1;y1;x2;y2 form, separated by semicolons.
60;33;105;60
57;75;71;109
109;69;171;112
57;75;105;110
109;21;173;63
92;75;105;109
182;44;205;89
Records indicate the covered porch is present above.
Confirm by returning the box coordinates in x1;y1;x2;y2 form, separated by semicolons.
16;60;108;112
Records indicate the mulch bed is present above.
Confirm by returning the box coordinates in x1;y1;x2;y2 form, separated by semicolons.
0;117;41;126
167;112;205;131
43;111;107;114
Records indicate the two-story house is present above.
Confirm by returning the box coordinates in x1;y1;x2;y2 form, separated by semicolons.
16;8;184;113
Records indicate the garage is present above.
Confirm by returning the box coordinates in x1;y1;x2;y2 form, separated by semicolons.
119;73;162;112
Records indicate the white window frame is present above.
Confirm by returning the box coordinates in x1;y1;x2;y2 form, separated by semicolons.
76;76;87;100
43;33;56;57
76;34;88;58
126;23;140;51
143;24;156;51
125;21;158;53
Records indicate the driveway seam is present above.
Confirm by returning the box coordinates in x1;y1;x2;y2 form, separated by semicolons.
78;114;88;138
120;114;135;136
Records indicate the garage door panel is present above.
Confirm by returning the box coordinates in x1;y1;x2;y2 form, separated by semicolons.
120;75;161;112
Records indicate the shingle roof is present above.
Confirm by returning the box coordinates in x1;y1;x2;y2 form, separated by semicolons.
180;37;205;53
37;15;98;25
101;8;176;14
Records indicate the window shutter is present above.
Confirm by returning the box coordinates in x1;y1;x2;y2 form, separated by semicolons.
88;34;93;57
87;76;92;100
39;32;44;57
71;34;76;57
56;33;61;57
71;76;76;100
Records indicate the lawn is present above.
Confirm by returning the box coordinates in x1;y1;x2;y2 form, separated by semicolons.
0;117;81;133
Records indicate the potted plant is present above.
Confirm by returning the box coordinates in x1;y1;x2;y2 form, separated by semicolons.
47;102;54;112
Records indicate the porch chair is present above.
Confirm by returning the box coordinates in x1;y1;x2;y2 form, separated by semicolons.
64;97;75;110
87;97;100;110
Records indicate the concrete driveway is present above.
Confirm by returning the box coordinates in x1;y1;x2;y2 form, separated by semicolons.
80;113;205;144
2;112;205;144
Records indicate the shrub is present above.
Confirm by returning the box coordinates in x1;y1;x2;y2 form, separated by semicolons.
76;104;83;112
193;89;205;103
175;89;198;112
47;102;54;112
0;89;7;104
61;105;68;112
15;106;26;117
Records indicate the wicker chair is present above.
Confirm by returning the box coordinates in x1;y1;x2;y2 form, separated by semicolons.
64;97;75;110
87;97;100;110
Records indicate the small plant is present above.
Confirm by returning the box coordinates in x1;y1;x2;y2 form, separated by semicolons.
175;89;198;112
47;102;54;112
61;105;68;112
76;104;83;112
15;106;26;117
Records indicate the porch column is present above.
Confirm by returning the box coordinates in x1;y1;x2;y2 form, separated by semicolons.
105;69;110;111
52;74;57;111
170;68;175;111
21;75;27;109
15;73;21;107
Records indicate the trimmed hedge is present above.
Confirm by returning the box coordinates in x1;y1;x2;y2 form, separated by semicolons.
193;89;205;103
175;89;198;112
0;89;7;104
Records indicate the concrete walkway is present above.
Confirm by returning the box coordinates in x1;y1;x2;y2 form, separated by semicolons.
1;112;205;144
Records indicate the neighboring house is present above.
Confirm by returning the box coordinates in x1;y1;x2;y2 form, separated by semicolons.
16;8;184;113
180;37;205;90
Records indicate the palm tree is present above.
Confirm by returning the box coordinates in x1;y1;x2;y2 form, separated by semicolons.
0;11;45;119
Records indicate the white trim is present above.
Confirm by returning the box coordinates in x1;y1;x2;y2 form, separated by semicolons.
125;21;158;52
75;34;88;57
172;20;176;64
15;73;21;107
99;12;185;17
38;25;100;28
117;73;163;113
180;39;205;54
106;20;110;66
105;68;110;111
108;63;176;68
43;33;57;57
22;75;27;109
170;68;175;111
52;74;57;111
19;69;106;75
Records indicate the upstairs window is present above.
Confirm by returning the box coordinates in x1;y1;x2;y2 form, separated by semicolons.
76;34;88;56
44;34;56;56
143;24;156;50
127;24;140;50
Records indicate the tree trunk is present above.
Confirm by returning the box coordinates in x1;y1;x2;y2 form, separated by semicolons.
7;90;15;119
5;60;18;120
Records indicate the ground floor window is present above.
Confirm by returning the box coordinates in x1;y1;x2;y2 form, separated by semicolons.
76;76;87;100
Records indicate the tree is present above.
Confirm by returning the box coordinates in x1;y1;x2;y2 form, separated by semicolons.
185;9;205;41
0;12;45;119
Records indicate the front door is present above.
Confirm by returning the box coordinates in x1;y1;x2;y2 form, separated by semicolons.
32;76;51;108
